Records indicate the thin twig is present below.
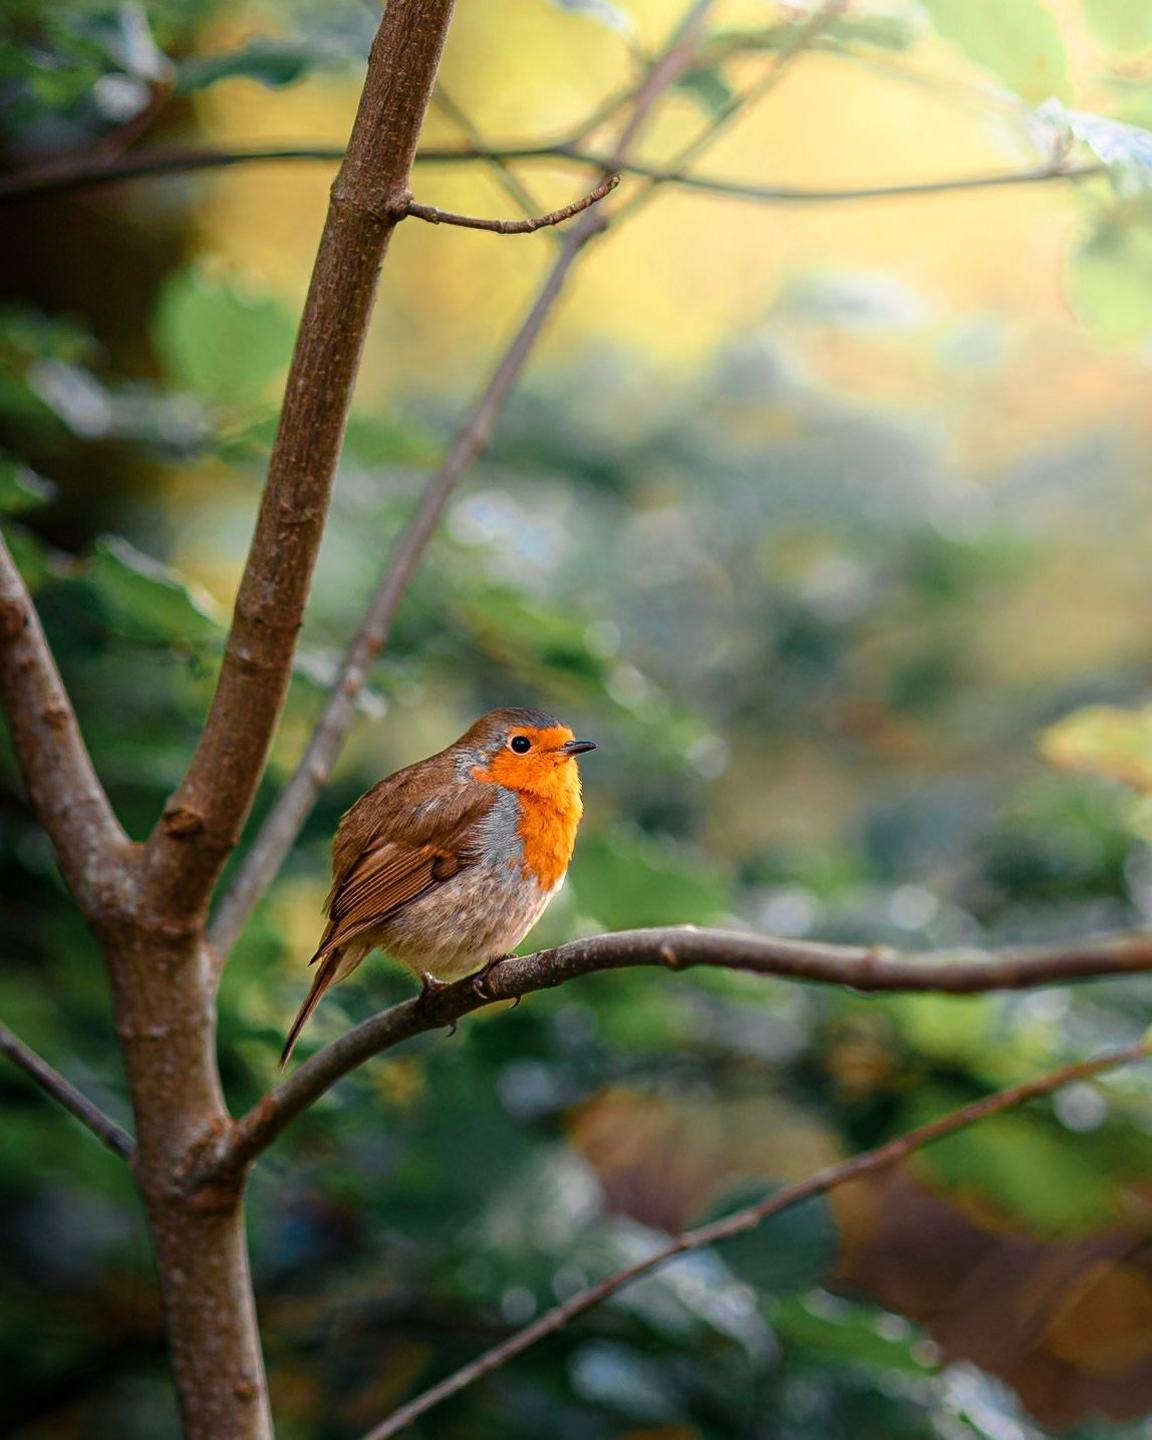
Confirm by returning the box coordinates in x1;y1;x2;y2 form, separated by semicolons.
197;923;1152;1185
613;0;850;226
0;140;1103;209
207;0;717;965
432;86;547;223
360;1038;1149;1439
0;1022;134;1160
404;174;618;232
0;530;130;916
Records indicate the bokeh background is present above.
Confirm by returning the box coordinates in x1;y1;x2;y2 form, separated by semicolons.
7;1;1152;1436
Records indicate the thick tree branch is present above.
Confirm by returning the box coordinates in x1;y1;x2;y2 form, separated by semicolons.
141;0;458;925
360;1037;1149;1439
0;1021;134;1160
197;923;1152;1187
0;531;130;917
207;1;715;964
404;173;618;231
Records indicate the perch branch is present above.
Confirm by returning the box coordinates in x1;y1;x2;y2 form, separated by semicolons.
0;1021;134;1160
404;173;618;231
141;0;458;924
0;530;129;917
197;923;1152;1186
207;0;716;963
360;1037;1150;1439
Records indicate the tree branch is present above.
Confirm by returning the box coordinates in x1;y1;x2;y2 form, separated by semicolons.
359;1037;1149;1439
0;1021;134;1160
0;530;130;918
196;923;1152;1187
140;0;458;925
206;1;716;965
0;139;1103;210
404;174;618;232
432;87;549;225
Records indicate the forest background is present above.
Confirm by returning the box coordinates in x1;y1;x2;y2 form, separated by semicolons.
7;1;1152;1437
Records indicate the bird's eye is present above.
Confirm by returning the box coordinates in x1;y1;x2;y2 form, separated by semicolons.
509;735;531;754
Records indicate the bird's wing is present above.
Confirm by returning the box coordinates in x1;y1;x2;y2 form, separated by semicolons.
314;781;498;962
281;777;500;1067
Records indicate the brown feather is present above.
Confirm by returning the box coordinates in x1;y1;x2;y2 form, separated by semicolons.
282;772;499;1061
279;945;363;1067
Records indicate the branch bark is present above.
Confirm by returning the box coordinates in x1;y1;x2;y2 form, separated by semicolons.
405;173;618;231
141;0;458;928
195;922;1152;1188
0;1020;134;1159
207;0;716;964
359;1038;1150;1439
0;530;130;917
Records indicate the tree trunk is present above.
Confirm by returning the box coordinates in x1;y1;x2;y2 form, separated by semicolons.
112;929;270;1438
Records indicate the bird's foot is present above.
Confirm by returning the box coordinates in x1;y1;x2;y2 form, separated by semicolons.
472;953;516;1003
418;970;449;1002
417;971;458;1036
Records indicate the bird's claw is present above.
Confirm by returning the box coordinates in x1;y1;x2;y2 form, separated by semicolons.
418;970;449;1002
417;971;458;1036
472;953;515;1003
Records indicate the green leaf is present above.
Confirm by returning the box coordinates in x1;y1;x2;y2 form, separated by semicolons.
0;459;55;514
905;1087;1118;1234
706;13;925;60
86;536;224;647
676;65;734;117
773;1295;929;1374
1084;0;1152;50
700;1185;838;1294
922;0;1071;101
1068;223;1152;344
176;39;326;92
152;268;295;406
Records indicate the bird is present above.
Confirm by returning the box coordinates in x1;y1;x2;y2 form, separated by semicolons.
280;707;596;1065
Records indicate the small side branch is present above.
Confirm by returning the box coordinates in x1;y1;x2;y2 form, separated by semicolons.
359;1038;1149;1439
0;531;129;915
0;1021;134;1160
404;174;618;232
197;923;1152;1186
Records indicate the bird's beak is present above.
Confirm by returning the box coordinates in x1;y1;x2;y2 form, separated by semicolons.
562;738;597;756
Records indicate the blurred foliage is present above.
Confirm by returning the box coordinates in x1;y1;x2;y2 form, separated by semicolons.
6;2;1152;1439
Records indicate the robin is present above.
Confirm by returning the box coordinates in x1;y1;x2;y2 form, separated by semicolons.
281;707;596;1064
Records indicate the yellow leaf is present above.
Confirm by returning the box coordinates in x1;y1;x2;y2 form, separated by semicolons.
1039;704;1152;792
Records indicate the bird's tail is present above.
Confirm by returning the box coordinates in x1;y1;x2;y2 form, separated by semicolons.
280;944;362;1068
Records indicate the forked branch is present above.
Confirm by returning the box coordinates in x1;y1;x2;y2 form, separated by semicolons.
360;1037;1150;1439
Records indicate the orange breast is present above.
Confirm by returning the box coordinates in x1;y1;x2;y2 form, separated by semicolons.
515;768;583;891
